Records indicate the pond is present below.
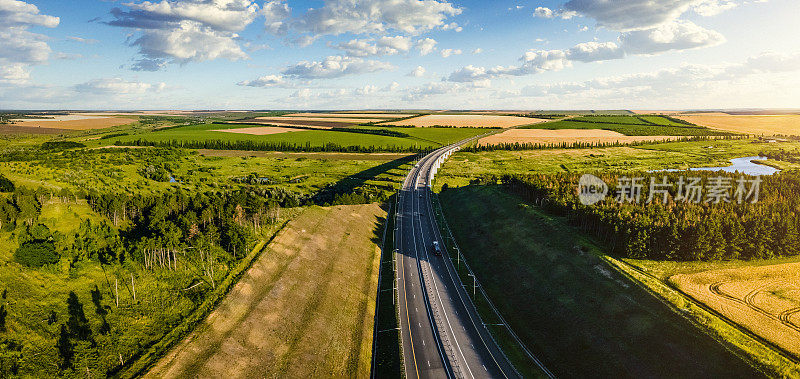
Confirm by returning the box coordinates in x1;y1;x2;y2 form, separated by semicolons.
657;156;780;176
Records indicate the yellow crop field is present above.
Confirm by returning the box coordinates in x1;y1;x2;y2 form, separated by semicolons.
477;128;678;145
675;114;800;136
146;204;384;378
670;262;800;357
382;114;547;128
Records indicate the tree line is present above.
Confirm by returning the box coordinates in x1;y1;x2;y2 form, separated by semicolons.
461;136;731;152
115;138;430;153
479;171;800;261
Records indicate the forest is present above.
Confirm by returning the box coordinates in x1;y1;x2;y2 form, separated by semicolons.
472;171;800;261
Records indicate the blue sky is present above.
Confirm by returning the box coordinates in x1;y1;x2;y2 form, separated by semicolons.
1;0;799;110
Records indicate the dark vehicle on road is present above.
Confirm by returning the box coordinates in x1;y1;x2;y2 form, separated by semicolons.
432;241;442;256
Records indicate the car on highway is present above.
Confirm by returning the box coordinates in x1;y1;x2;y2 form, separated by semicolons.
432;241;442;256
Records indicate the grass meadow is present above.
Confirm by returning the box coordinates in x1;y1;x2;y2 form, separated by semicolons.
437;185;760;377
145;204;385;378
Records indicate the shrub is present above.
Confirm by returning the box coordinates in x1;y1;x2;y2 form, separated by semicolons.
0;175;13;192
41;141;86;150
14;242;59;268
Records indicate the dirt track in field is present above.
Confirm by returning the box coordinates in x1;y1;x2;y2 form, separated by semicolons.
146;204;385;378
670;262;800;357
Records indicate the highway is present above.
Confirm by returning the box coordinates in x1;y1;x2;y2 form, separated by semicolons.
394;139;524;379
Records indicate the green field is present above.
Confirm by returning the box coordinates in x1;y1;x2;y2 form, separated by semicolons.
90;123;488;152
0;143;415;202
434;139;800;188
438;185;761;377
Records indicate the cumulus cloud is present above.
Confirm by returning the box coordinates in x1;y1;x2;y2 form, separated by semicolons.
0;0;59;84
332;35;412;57
447;50;571;82
408;65;425;77
693;0;738;16
404;80;490;101
282;55;395;79
237;74;290;87
74;78;166;94
106;0;259;69
440;48;462;58
566;41;624;62
533;6;577;19
620;20;725;55
262;0;290;34
521;51;800;98
448;16;726;82
416;37;437;55
562;0;741;31
291;0;461;37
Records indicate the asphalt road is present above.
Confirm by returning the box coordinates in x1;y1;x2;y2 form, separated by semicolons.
395;141;524;379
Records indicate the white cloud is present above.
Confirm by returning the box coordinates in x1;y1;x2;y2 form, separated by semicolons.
74;78;166;94
447;50;571;82
416;37;437;55
562;0;740;32
472;48;483;54
533;6;577;19
0;63;30;85
408;65;425;77
282;55;395;79
521;51;800;99
567;41;624;62
379;35;413;53
333;35;411;57
237;74;290;88
693;0;738;16
291;0;461;37
0;0;59;84
0;0;59;28
404;80;489;101
355;84;378;95
447;17;727;82
441;22;462;32
262;0;290;34
67;36;98;44
440;48;462;58
107;0;259;68
620;20;725;55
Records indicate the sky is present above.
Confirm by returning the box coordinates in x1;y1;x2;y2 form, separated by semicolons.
1;0;799;110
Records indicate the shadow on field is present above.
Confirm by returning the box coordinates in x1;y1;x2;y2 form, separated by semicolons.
312;155;414;204
438;184;761;379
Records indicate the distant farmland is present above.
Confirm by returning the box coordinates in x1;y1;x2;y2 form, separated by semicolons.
477;128;678;146
104;123;488;152
674;114;800;136
382;114;547;128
